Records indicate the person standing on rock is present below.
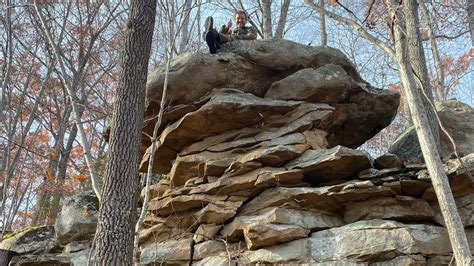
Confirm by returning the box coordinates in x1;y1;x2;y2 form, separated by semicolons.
204;10;257;54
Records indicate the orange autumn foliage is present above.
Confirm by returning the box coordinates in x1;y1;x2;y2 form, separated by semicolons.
45;169;55;180
73;175;87;182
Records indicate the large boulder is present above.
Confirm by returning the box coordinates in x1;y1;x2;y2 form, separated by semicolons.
145;39;362;116
55;191;98;246
140;39;399;173
9;254;71;266
389;100;474;163
141;40;359;150
0;226;59;255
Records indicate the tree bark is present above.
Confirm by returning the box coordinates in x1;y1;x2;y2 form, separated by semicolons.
47;124;79;225
260;0;273;39
403;0;440;150
318;0;327;46
0;0;12;120
275;0;290;39
468;0;474;46
390;1;473;264
178;0;192;54
419;1;446;100
90;0;157;264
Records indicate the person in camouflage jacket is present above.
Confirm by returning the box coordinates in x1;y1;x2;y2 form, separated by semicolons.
204;10;257;54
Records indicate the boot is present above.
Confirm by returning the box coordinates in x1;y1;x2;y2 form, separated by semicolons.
205;30;218;54
204;17;217;54
204;16;213;32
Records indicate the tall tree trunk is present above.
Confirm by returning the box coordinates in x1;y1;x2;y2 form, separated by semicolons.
260;0;273;39
319;0;327;46
47;124;79;225
468;0;474;46
275;0;290;38
91;0;157;264
32;104;73;225
0;0;12;120
403;0;440;151
390;1;473;264
178;0;192;54
419;1;446;100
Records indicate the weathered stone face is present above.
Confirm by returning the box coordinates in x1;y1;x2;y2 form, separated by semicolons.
0;226;58;255
309;220;451;262
145;39;363;115
54;191;99;246
286;145;372;183
141;238;193;264
221;207;343;250
241;219;452;264
343;196;435;223
389;100;474;163
264;65;355;103
8;254;72;266
140;39;399;173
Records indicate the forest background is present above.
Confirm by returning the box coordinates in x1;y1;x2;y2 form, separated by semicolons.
0;0;472;236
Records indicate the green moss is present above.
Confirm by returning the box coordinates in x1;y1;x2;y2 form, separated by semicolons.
3;226;39;239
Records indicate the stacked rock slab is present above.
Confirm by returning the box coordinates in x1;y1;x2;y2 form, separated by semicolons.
140;149;474;263
139;40;474;264
140;39;474;264
3;40;474;265
140;39;400;173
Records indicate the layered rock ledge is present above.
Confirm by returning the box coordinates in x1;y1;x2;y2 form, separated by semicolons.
140;39;400;173
8;40;474;265
135;40;474;265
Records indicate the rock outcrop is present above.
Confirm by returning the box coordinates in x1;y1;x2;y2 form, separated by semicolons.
140;39;400;173
6;40;474;265
0;226;61;265
135;40;473;264
55;190;99;248
2;192;97;265
140;151;474;264
0;226;59;255
389;100;474;163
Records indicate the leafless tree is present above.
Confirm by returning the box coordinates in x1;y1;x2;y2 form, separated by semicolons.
468;0;474;45
91;0;157;263
389;1;472;263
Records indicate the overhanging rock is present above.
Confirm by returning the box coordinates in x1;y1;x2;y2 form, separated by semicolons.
141;39;399;174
